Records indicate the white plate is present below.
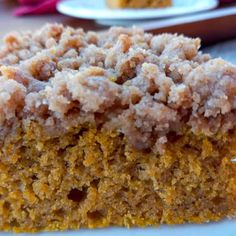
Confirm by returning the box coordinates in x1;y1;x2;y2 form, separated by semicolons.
1;220;236;236
57;0;218;21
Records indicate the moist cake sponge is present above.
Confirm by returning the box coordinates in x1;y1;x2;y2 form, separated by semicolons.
0;24;235;232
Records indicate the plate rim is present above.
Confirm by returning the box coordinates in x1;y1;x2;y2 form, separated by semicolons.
57;0;219;20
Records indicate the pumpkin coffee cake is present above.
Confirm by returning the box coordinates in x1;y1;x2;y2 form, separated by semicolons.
106;0;172;8
0;24;235;232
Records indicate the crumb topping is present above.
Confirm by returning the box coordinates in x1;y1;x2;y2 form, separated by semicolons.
0;24;236;152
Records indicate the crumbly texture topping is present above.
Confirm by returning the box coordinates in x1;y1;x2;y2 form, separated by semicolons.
0;24;236;152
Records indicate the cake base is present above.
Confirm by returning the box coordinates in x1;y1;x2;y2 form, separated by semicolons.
0;122;235;232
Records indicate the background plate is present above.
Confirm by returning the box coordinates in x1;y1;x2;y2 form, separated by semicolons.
1;220;236;236
57;0;218;20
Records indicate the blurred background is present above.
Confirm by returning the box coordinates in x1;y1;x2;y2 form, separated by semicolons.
0;0;236;63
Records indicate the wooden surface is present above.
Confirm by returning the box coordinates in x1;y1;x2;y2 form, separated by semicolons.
0;0;236;64
141;6;236;45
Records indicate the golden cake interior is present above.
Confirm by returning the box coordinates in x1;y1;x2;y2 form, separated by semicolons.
0;124;236;232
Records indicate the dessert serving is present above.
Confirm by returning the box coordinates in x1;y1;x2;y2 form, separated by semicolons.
106;0;172;8
0;24;235;232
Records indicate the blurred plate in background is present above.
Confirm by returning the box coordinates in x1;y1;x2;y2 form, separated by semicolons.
1;220;236;236
57;0;218;22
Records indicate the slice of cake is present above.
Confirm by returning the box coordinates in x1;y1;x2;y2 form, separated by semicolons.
0;24;235;232
106;0;172;8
